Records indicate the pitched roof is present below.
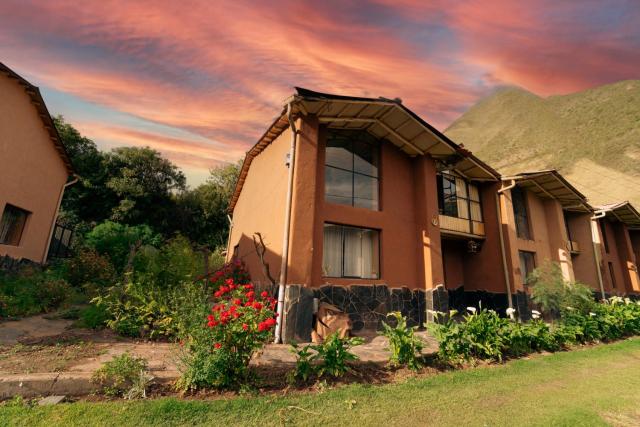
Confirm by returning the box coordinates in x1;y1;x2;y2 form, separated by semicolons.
230;87;500;212
0;62;74;175
594;201;640;230
502;170;592;213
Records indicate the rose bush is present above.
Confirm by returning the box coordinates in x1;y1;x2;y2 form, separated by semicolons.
177;275;278;391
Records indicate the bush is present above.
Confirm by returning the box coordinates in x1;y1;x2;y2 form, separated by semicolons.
0;267;74;318
381;312;424;370
92;353;151;398
176;277;277;391
85;221;161;271
78;304;110;329
528;262;595;316
63;247;116;291
289;333;364;381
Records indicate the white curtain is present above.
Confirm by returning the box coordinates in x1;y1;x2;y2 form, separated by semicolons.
322;224;343;277
343;227;362;277
455;178;469;219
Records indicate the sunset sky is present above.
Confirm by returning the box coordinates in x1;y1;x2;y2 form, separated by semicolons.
1;0;638;185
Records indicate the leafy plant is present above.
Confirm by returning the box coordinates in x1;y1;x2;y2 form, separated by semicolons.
289;333;364;381
288;342;317;383
176;276;277;391
528;262;595;316
381;312;424;370
92;353;150;397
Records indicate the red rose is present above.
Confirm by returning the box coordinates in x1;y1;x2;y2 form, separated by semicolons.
261;291;269;298
246;291;255;299
242;323;249;331
233;299;242;306
253;302;263;310
225;278;234;286
214;291;222;298
214;343;222;349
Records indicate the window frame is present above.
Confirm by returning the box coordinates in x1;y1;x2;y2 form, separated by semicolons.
0;204;30;247
511;186;532;240
599;219;610;253
324;130;380;210
437;172;483;224
518;250;536;285
322;222;381;280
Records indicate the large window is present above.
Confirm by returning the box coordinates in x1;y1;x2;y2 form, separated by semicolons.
437;173;483;221
519;251;536;285
325;130;379;210
322;223;380;279
0;204;29;246
512;186;531;240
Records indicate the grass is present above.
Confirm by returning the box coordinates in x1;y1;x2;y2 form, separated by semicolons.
2;338;640;426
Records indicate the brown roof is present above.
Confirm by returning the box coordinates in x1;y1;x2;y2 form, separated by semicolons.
595;201;640;230
502;170;592;213
229;87;500;212
0;62;74;175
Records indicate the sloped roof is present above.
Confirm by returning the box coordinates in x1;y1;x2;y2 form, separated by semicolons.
595;201;640;230
230;87;500;212
502;170;592;213
0;62;74;175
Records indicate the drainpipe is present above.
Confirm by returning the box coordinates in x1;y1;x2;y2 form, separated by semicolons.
591;210;607;300
42;174;79;263
225;214;233;261
497;180;516;309
274;101;297;343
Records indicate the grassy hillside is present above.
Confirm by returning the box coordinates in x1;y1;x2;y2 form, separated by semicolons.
445;80;640;207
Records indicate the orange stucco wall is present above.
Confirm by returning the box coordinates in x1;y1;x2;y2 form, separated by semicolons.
596;219;629;294
0;74;68;263
566;213;600;290
226;125;293;285
501;186;574;292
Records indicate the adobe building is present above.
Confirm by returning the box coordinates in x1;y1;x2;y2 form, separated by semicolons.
228;88;511;341
0;62;75;263
497;171;599;308
592;202;640;296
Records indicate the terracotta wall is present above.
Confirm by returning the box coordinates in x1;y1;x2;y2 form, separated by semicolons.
500;187;574;292
612;223;640;293
566;213;600;290
596;219;628;294
303;123;436;290
0;75;68;262
226;126;293;285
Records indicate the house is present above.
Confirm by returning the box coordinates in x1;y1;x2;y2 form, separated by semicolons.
0;62;75;264
228;88;508;342
227;88;639;342
592;202;640;296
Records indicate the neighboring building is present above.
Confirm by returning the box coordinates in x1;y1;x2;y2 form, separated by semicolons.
592;202;640;296
497;171;599;309
227;88;640;342
0;62;74;263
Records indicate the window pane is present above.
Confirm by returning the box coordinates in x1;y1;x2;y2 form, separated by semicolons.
325;136;353;171
354;174;379;210
440;176;458;217
322;224;343;277
361;229;380;279
0;204;28;246
325;166;353;206
519;251;535;284
470;201;483;222
512;186;531;239
352;139;378;177
343;227;362;277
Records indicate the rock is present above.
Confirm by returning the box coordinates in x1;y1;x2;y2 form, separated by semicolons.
38;395;66;405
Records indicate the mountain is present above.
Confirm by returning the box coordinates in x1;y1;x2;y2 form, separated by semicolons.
444;81;640;207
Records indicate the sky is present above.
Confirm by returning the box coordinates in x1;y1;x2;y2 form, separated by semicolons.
1;0;639;186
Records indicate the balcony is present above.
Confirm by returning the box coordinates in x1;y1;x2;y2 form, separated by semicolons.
568;240;580;254
439;215;485;238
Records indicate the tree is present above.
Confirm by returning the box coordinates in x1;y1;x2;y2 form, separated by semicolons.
174;161;241;247
103;147;186;232
55;116;114;226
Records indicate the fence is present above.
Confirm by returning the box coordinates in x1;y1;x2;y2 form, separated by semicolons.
47;223;75;259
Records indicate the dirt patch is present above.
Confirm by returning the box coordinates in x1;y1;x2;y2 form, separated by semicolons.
0;339;106;374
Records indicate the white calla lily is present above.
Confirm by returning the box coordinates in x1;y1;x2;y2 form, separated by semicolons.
466;307;477;314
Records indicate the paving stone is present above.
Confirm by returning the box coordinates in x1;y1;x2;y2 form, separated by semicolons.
38;395;66;406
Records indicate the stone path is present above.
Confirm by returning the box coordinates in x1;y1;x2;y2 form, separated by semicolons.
0;314;439;399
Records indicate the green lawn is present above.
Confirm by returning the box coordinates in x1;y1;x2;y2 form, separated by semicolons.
3;338;640;426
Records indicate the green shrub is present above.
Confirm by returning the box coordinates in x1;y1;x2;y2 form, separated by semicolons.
63;247;116;290
85;221;161;271
528;262;595;316
78;304;110;329
92;353;150;397
381;312;424;370
289;333;364;381
176;278;277;391
0;267;74;318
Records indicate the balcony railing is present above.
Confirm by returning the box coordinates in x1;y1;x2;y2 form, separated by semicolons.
439;215;485;238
